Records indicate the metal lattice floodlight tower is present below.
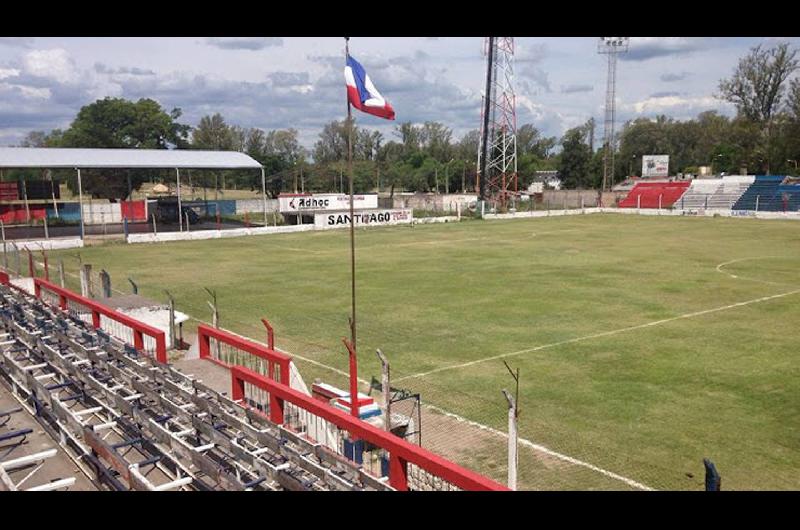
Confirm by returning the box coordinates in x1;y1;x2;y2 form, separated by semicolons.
598;37;629;193
478;37;518;209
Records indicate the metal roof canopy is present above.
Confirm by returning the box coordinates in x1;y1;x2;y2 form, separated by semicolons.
0;147;262;170
0;147;270;240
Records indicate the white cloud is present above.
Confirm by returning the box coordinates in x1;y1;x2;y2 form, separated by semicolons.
23;48;80;84
0;67;20;80
0;82;50;99
624;95;726;114
624;37;712;61
17;85;51;99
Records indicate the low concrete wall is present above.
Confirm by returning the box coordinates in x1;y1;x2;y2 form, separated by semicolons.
127;224;314;244
391;193;476;212
483;207;800;221
415;215;460;224
484;208;601;220
537;190;626;209
624;207;800;220
10;238;84;251
235;198;279;214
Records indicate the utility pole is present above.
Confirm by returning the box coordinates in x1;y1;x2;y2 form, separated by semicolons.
99;269;111;298
478;37;495;208
502;360;520;491
205;287;221;360
58;260;65;288
1;220;6;271
165;290;177;349
376;349;391;433
445;158;454;195
80;263;92;298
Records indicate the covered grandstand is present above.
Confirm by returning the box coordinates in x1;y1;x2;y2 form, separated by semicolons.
0;148;267;240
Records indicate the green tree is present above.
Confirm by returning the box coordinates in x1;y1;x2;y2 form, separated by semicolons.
192;113;234;151
558;126;592;189
58;97;190;199
313;120;350;164
718;42;799;173
63;97;189;150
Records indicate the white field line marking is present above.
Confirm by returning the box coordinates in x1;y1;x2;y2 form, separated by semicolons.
423;403;654;491
715;256;799;288
394;288;800;383
266;244;328;255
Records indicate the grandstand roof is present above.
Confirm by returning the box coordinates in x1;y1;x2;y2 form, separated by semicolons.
0;147;262;170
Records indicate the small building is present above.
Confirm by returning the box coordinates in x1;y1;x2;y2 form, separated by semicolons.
532;171;562;191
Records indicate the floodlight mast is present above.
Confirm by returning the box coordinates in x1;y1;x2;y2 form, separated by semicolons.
598;37;629;195
477;37;518;210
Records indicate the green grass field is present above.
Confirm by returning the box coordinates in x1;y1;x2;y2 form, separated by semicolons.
50;213;800;490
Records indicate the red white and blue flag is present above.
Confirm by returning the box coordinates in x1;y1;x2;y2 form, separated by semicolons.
344;55;395;120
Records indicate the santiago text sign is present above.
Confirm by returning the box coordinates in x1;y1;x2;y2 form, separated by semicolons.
314;209;413;229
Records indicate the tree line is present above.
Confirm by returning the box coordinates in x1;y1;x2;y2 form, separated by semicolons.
7;41;800;200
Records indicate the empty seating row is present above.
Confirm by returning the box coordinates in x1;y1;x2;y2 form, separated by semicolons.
706;176;755;209
732;176;786;211
674;179;722;209
618;181;691;209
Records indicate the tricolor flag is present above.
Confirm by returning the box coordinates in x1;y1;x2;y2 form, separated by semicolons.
344;55;395;120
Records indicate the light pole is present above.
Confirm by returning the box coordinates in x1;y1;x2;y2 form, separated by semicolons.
711;154;723;176
629;154;636;177
444;158;455;195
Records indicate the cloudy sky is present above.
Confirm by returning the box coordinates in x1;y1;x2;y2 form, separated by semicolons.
1;36;799;150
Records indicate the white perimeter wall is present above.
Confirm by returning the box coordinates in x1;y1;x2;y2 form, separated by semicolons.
9;238;84;251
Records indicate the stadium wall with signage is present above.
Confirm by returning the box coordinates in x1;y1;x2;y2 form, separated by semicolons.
314;208;413;229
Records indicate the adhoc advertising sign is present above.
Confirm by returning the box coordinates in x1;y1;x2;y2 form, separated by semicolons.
314;209;413;229
279;193;378;213
642;155;669;177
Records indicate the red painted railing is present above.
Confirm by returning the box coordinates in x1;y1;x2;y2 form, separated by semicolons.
32;278;168;364
197;323;290;385
230;365;509;492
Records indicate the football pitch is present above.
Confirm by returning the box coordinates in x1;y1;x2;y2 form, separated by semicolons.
50;213;800;490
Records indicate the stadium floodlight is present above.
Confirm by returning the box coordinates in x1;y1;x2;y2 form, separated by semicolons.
598;37;630;51
597;37;630;194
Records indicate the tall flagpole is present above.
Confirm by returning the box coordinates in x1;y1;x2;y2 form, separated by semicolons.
345;37;357;353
